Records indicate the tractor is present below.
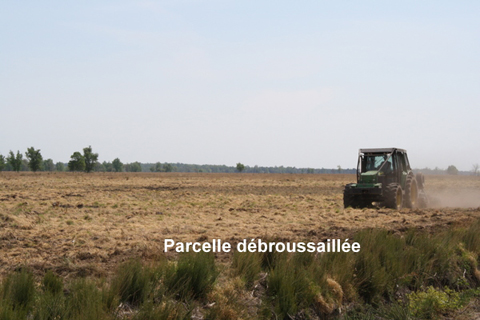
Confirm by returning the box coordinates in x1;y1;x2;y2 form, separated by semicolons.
343;148;427;210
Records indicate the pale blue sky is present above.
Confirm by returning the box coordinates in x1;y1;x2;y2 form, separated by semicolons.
1;1;479;170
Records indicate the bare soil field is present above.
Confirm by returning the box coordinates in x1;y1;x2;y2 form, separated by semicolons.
0;172;479;279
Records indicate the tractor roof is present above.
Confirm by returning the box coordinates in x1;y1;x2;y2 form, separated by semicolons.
359;148;407;154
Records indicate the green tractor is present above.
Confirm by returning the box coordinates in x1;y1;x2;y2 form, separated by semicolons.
343;148;427;210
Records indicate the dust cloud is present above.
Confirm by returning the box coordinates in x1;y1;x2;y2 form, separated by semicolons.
428;189;480;208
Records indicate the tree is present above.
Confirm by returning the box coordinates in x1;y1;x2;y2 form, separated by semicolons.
0;154;5;171
43;159;55;171
112;158;124;172
155;162;162;172
68;152;86;172
446;165;458;175
102;161;113;172
128;162;142;172
163;163;173;172
83;146;99;173
473;164;479;176
95;162;106;172
7;151;23;172
56;162;65;172
236;162;245;173
25;147;43;172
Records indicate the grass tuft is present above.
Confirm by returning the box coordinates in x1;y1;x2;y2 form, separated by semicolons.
112;259;152;306
165;251;218;301
1;268;36;312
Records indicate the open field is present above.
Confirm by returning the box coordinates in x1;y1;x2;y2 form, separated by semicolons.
1;172;479;278
2;172;480;319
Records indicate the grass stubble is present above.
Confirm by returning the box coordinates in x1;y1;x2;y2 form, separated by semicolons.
0;172;479;319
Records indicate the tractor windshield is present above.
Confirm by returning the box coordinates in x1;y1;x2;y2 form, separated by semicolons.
361;154;392;173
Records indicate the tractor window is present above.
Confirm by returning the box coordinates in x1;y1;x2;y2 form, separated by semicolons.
363;154;391;172
397;152;408;173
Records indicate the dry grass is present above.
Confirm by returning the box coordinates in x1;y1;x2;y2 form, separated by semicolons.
0;172;479;278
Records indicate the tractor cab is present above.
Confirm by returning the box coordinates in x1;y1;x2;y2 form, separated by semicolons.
357;148;410;188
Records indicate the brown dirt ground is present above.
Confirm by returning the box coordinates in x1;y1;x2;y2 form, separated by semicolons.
0;172;479;279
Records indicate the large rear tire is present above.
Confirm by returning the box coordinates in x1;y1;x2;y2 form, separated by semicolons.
405;174;418;209
385;183;403;210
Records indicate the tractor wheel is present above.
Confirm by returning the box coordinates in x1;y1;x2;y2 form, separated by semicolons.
416;173;425;190
385;183;403;210
404;174;418;209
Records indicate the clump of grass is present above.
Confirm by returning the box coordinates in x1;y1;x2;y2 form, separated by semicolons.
112;259;152;306
352;229;404;304
1;268;36;313
266;254;315;318
461;219;480;260
35;271;66;320
165;252;218;301
42;270;63;295
232;251;262;289
66;278;106;320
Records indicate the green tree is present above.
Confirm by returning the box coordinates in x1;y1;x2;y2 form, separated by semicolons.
0;154;5;171
155;162;162;172
55;162;65;172
68;152;86;172
7;151;23;172
43;159;55;171
236;162;245;173
163;163;173;172
128;162;142;172
103;161;113;172
112;158;124;172
95;162;106;172
83;146;99;173
25;147;43;172
446;165;459;175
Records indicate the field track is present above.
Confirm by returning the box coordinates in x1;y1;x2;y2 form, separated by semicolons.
1;172;479;278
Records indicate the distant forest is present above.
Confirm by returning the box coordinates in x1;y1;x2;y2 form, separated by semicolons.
0;158;356;174
140;163;357;174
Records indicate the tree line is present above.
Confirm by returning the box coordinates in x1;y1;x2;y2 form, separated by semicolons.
0;146;359;174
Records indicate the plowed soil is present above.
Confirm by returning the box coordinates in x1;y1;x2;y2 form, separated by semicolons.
0;172;479;278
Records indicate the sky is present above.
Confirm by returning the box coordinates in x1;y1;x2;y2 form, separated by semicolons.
1;1;479;171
